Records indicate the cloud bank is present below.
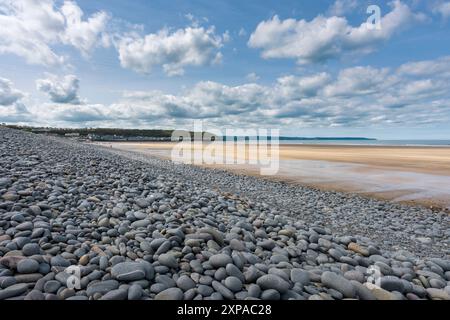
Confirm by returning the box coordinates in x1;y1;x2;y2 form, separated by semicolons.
13;56;449;130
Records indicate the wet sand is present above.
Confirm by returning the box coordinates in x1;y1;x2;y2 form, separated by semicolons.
99;142;450;210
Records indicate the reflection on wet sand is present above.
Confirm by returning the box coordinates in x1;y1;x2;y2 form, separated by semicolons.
100;142;450;209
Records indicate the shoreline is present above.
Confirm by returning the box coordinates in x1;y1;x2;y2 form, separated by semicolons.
101;141;450;211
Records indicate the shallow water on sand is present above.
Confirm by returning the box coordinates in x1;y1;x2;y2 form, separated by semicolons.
275;160;450;209
104;142;450;209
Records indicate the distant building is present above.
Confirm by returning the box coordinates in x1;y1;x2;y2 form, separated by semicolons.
65;133;80;137
32;128;51;133
86;133;170;142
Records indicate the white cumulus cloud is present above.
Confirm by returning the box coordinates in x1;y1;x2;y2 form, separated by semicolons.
5;55;450;131
248;1;426;65
433;2;450;18
36;74;82;104
117;26;225;76
0;0;110;66
0;77;30;122
245;72;260;82
0;77;24;106
328;0;359;16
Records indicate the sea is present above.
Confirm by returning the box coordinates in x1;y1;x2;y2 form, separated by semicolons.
279;140;450;146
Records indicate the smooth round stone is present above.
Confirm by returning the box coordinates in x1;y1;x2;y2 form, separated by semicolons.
98;218;110;227
197;285;214;297
38;263;50;274
0;276;17;289
16;222;33;231
28;205;42;215
261;289;280;300
244;266;259;283
226;264;245;282
290;269;310;286
156;275;176;288
154;288;184;300
131;219;151;229
79;255;89;266
229;239;246;251
99;288;128;300
429;278;446;289
321;271;355;298
151;283;168;294
15;273;43;284
184;288;197;300
140;241;152;252
208;292;223;300
0;283;28;299
270;255;289;264
209;254;232;268
99;256;108;270
17;258;40;274
128;284;143;300
344;270;365;283
224;276;242;292
214;268;227;281
109;256;125;267
158;253;178;269
185;239;201;247
176;275;195;291
86;280;119;297
380;276;405;293
24;289;45;300
199;228;224;246
44;280;61;293
258;240;276;250
212;281;234;300
111;262;146;281
154;266;169;274
50;256;70;267
22;243;41;256
150;238;166;250
248;284;261;298
15;237;31;249
256;275;290;294
59;288;76;300
268;268;290;281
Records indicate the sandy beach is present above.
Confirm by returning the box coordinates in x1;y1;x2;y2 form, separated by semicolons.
102;142;450;209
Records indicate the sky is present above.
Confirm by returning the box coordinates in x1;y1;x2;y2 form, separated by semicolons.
1;0;450;139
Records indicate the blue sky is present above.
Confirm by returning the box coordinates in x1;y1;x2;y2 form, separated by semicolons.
1;0;450;138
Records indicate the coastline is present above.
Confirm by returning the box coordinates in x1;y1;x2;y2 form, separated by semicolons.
101;141;450;210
